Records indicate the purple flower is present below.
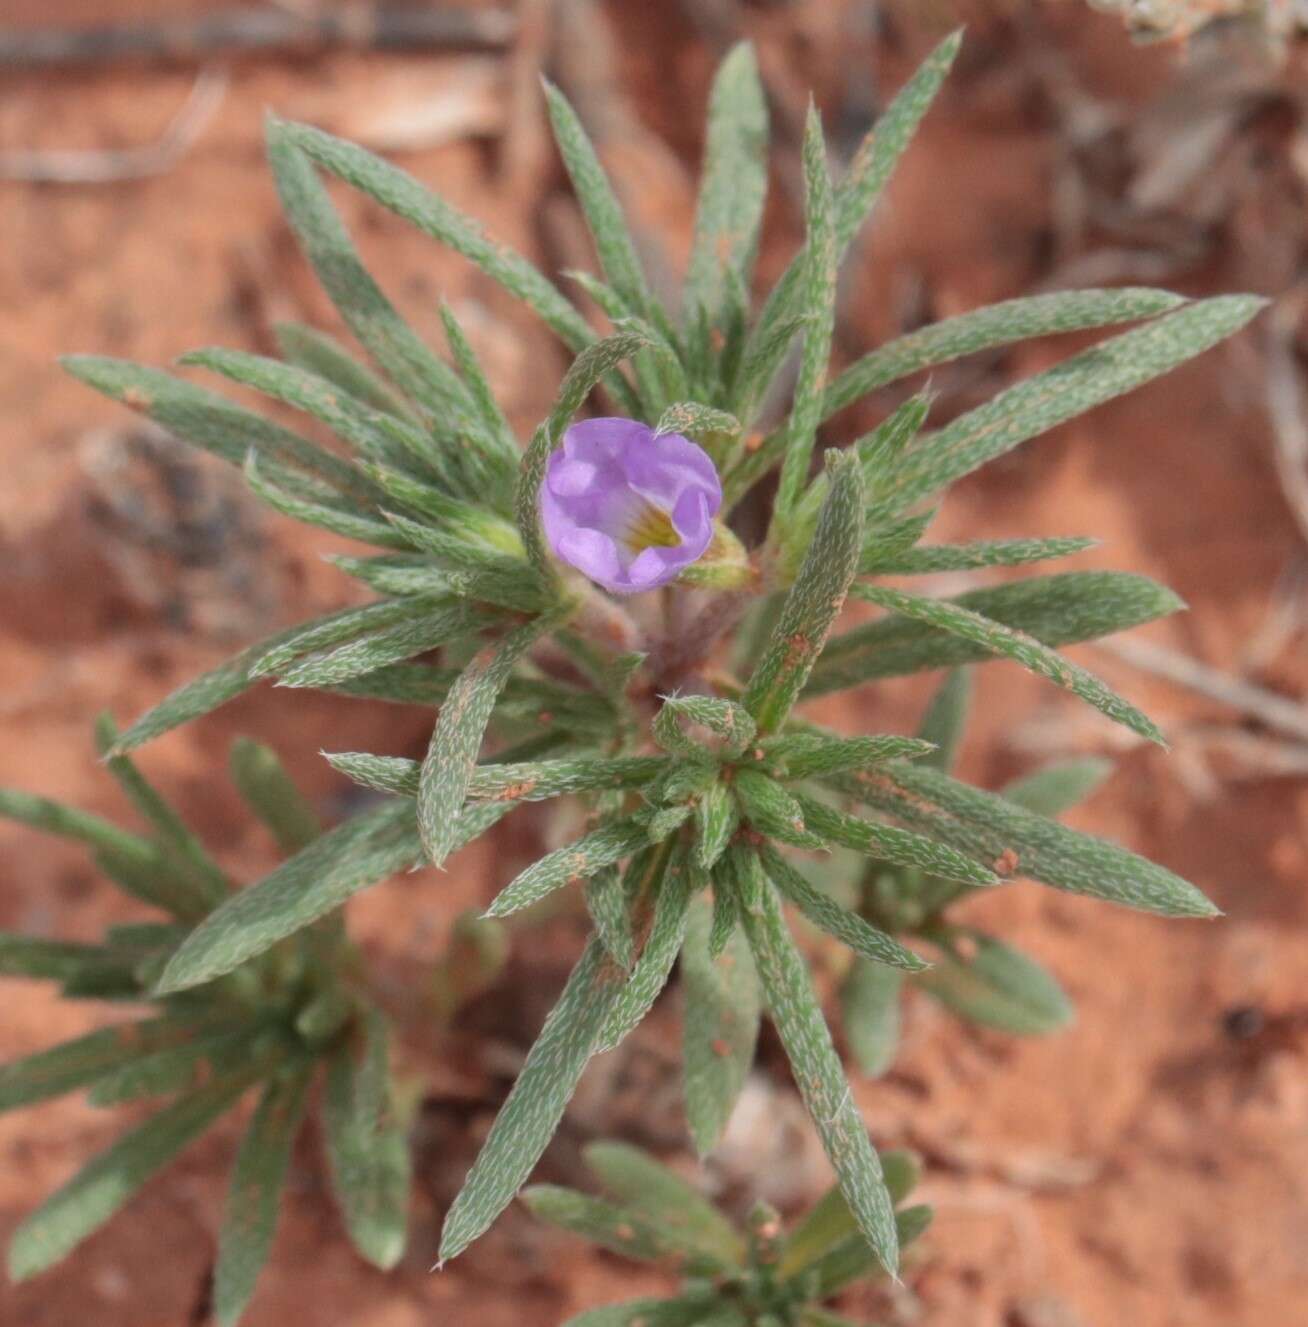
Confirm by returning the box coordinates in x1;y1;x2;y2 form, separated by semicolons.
542;418;722;595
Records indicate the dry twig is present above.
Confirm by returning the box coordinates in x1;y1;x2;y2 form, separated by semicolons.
0;68;227;184
1095;635;1308;744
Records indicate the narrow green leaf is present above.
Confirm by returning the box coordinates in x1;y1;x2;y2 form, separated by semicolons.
762;733;934;781
437;303;520;478
583;1140;745;1268
544;80;655;322
156;802;425;993
329;553;454;599
94;714;230;915
774;105;838;531
214;1070;312;1327
277;118;596;354
760;846;926;972
802;1203;933;1299
438;937;626;1263
785;396;930;554
879;295;1268;512
707;872;739;958
684;43;768;326
654;695;756;759
808;572;1183;695
1001;758;1113;816
326;752;662;803
245;449;411;549
330;662;453;706
418;611;561;867
484;816;651;920
183;347;434;480
682;894;760;1157
728;312;810;432
228;738;322;854
61;356;367;496
732;846;898;1276
794;794;995;887
834;30;962;254
323;1008;411;1269
733;769;826;849
852;583;1164;745
87;1027;262;1106
252;600;421;680
8;1073;252;1280
857;511;934;576
741;29;960;378
0;788;153;872
824;288;1187;419
276;602;484;690
829;763;1218;917
870;535;1097;576
265;123;474;431
840;959;904;1078
916;668;972;773
919;931;1073;1035
694;781;738;872
0;1020;204;1112
778;1150;918;1282
594;848;694;1052
585;866;634;971
655;402;741;460
520;1184;690;1264
274;322;408;415
0;934;126;985
743;450;864;732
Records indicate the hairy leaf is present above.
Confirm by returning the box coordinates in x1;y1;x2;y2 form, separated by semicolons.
830;763;1218;917
809;572;1182;694
879;295;1267;511
919;931;1073;1035
760;846;927;971
733;846;898;1276
228;738;323;854
682;893;761;1156
418;612;561;866
583;1140;745;1269
156;802;429;993
840;959;904;1078
8;1073;252;1280
824;288;1187;418
773;105;838;528
594;848;694;1053
323;1008;411;1269
484;816;651;920
438;938;626;1263
794;794;996;887
1001;758;1113;816
852;583;1164;745
214;1069;312;1327
684;42;768;328
744;450;864;732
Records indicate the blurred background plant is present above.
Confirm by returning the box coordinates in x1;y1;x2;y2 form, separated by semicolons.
0;728;414;1326
521;1139;931;1326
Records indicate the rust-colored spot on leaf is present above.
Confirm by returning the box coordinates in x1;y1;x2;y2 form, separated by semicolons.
994;847;1020;878
122;385;152;411
494;780;537;802
712;1037;730;1057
